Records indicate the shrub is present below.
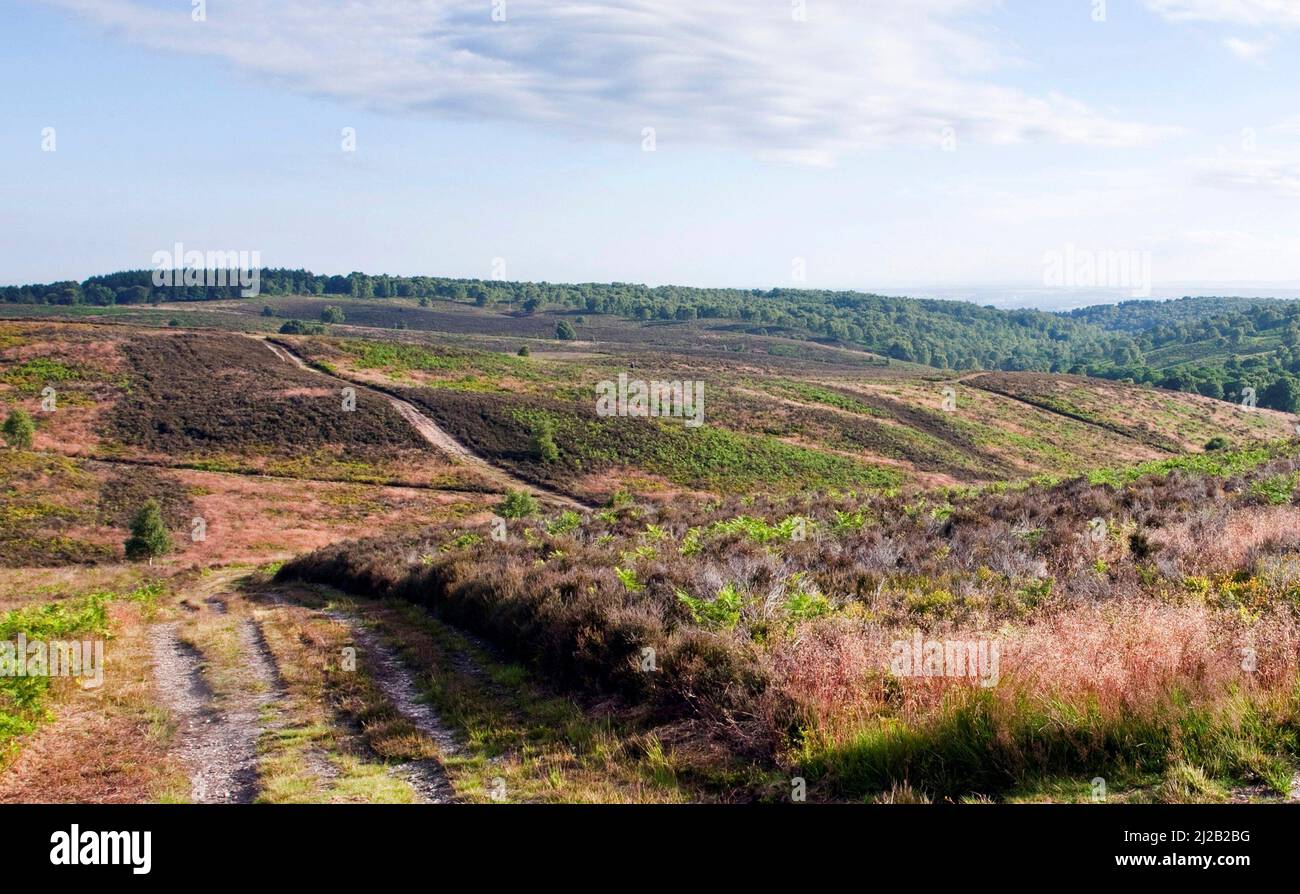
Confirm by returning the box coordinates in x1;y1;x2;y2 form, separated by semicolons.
275;443;1300;795
124;499;171;563
320;305;346;324
676;584;743;630
555;320;577;340
546;510;582;536
2;409;35;450
1205;436;1230;452
517;345;530;357
279;319;326;335
497;490;540;518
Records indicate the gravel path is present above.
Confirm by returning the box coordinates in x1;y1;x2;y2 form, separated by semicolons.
332;613;458;803
149;617;282;803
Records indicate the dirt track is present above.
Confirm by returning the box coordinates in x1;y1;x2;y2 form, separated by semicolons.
150;616;281;803
256;336;588;509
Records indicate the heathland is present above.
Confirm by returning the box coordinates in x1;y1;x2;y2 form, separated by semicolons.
1;276;1298;804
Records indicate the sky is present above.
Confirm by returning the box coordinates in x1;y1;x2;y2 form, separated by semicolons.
2;0;1300;306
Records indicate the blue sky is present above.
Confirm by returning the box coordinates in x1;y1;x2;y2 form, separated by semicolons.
3;0;1300;304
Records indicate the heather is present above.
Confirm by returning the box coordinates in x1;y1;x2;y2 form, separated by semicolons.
280;443;1300;800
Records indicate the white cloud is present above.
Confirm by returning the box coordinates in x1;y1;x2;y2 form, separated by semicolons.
1196;154;1300;198
1145;0;1300;27
41;0;1177;162
1223;34;1276;58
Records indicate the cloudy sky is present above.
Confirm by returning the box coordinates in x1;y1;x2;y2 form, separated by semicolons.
3;0;1299;301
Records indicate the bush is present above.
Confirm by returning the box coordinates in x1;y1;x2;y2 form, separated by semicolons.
555;320;577;340
497;490;540;518
279;319;326;335
2;409;35;450
124;499;171;563
321;305;346;324
274;441;1300;795
517;345;530;357
1205;436;1230;452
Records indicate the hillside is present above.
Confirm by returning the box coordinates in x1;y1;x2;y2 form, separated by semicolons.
5;304;1290;504
1066;296;1300;411
2;268;1139;371
12;270;1300;418
2;298;1299;806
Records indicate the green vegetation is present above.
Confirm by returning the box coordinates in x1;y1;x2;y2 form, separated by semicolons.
1;592;110;752
1084;442;1292;487
2;268;1139;373
771;382;884;416
497;490;540;519
279;319;327;335
15;269;1300;418
283;441;1300;802
1070;296;1300;412
530;418;560;463
124;500;172;563
413;390;901;496
2;409;34;450
1;358;80;393
339;340;525;381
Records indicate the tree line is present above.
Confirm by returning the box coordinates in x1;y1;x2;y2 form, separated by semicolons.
2;268;1139;374
9;269;1300;409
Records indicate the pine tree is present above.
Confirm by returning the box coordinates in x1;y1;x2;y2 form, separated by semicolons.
2;409;34;450
125;499;171;564
531;420;559;463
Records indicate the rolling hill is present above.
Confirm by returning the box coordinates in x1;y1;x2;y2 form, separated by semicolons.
2;279;1300;806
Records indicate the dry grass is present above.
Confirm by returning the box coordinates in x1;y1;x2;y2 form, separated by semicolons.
280;444;1300;800
0;600;189;803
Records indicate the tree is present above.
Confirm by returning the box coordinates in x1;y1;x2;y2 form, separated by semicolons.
522;297;542;314
2;409;35;450
531;419;559;463
125;500;171;564
348;273;374;300
85;283;116;306
1260;376;1300;413
320;305;345;324
555;320;577;340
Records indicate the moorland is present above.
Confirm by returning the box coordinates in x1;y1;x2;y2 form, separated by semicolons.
2;271;1298;804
